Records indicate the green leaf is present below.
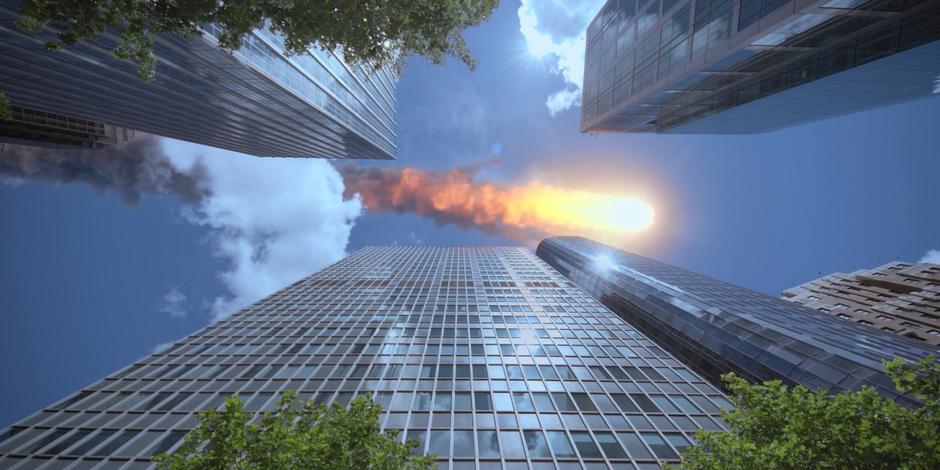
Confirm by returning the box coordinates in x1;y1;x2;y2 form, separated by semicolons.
669;357;940;470
155;393;434;470
15;0;500;81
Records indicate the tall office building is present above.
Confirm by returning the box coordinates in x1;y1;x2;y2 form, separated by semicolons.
581;0;940;133
0;246;733;469
0;0;396;158
783;261;940;346
0;106;135;150
536;237;934;405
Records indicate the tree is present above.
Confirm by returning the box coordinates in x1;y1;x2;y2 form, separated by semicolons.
155;393;435;470
669;355;940;470
16;0;499;80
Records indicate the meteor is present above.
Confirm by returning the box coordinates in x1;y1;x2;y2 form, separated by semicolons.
339;163;654;242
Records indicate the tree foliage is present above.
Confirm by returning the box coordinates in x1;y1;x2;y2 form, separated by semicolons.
17;0;499;80
155;392;434;470
670;355;940;470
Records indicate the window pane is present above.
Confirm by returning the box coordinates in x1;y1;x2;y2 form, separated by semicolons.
547;431;576;458
630;394;660;413
433;393;452;411
523;430;551;458
572;393;598;412
493;393;514;411
595;432;627;458
551;393;577;412
533;393;555;412
618;432;653;460
428;430;450;456
513;392;535;411
477;430;500;457
454;392;472;410
571;431;603;458
414;392;432;410
472;392;491;410
642;432;678;460
666;433;692;453
591;394;618;412
453;430;474;457
500;431;526;457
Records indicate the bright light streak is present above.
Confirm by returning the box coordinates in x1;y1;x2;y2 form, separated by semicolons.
516;184;655;235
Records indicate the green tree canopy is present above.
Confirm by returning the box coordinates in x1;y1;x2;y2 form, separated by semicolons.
670;355;940;470
155;393;434;470
17;0;499;80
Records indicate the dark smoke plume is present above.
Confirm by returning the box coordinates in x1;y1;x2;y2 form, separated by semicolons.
0;136;210;206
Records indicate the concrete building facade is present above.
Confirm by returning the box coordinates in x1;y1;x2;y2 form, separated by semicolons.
783;261;940;347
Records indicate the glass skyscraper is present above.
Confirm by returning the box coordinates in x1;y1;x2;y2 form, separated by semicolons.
0;0;397;158
0;246;734;469
581;0;940;133
536;237;935;407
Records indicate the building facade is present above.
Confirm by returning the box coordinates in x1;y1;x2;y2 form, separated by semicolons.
0;0;397;158
535;237;934;405
783;261;940;346
581;0;940;134
0;106;135;149
0;246;733;469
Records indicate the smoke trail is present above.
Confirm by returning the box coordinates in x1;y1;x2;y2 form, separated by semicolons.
0;136;210;206
1;136;360;321
338;161;654;242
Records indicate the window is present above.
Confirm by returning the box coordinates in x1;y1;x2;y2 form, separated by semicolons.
428;430;450;456
452;430;474;457
595;432;628;458
499;431;525;457
571;431;603;458
523;430;551;457
546;431;576;458
572;393;598;412
642;432;678;459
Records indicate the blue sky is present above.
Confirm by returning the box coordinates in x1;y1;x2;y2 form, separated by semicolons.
2;0;939;428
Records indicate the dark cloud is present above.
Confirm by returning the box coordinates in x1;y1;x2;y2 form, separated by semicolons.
0;136;210;206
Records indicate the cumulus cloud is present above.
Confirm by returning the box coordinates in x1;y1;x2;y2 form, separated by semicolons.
921;249;940;264
159;287;188;318
167;142;361;321
518;0;606;115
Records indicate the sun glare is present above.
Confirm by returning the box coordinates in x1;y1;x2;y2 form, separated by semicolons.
518;185;655;236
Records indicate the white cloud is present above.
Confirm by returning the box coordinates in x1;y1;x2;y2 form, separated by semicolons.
921;249;940;264
165;141;362;321
518;0;606;115
159;287;188;318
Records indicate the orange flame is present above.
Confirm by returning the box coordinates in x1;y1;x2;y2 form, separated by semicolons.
340;163;654;242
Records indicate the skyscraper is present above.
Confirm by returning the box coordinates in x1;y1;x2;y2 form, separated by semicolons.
0;106;135;150
783;260;940;346
0;246;733;469
0;1;397;158
581;0;940;134
536;237;934;405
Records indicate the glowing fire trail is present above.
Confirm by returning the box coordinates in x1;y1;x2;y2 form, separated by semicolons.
338;163;654;241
